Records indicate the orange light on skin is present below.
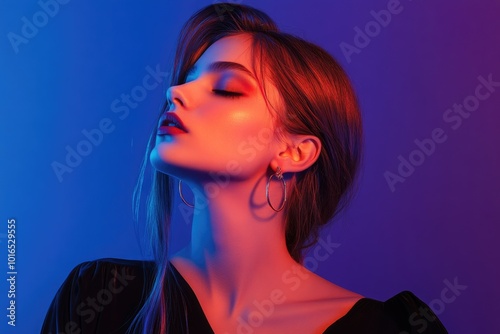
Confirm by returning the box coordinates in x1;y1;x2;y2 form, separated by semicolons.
150;34;282;184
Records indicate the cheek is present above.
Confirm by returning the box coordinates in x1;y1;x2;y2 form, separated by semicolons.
210;110;273;148
218;122;277;168
221;103;274;135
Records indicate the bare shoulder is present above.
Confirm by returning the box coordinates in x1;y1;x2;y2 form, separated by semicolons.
268;266;363;333
310;271;362;300
281;264;362;301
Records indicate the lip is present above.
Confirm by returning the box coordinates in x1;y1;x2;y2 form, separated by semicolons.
157;126;188;136
157;112;188;136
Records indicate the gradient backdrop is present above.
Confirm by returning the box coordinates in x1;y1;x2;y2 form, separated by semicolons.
1;0;499;333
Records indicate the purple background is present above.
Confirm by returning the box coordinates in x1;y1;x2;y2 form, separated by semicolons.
1;0;499;333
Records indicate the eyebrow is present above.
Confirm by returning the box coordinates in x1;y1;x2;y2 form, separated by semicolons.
187;61;256;80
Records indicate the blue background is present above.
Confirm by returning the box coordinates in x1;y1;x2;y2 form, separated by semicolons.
1;0;499;333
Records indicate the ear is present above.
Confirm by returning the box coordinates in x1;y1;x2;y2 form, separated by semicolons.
271;134;322;173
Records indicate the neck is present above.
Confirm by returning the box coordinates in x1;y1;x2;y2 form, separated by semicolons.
171;173;297;312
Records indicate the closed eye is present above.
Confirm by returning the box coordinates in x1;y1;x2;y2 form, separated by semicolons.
212;89;243;99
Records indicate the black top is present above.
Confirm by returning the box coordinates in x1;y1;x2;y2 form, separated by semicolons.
41;258;448;333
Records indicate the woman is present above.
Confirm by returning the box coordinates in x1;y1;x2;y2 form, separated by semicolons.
42;3;447;333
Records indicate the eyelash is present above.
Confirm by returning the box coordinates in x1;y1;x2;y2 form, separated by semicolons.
212;89;243;99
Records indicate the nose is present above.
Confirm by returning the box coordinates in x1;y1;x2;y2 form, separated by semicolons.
166;84;187;110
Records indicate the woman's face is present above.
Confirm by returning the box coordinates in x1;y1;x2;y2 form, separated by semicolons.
150;34;282;182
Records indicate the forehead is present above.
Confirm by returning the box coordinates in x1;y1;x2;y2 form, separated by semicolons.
194;34;255;70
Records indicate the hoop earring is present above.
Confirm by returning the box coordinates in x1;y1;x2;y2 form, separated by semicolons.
178;180;194;208
266;167;287;212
